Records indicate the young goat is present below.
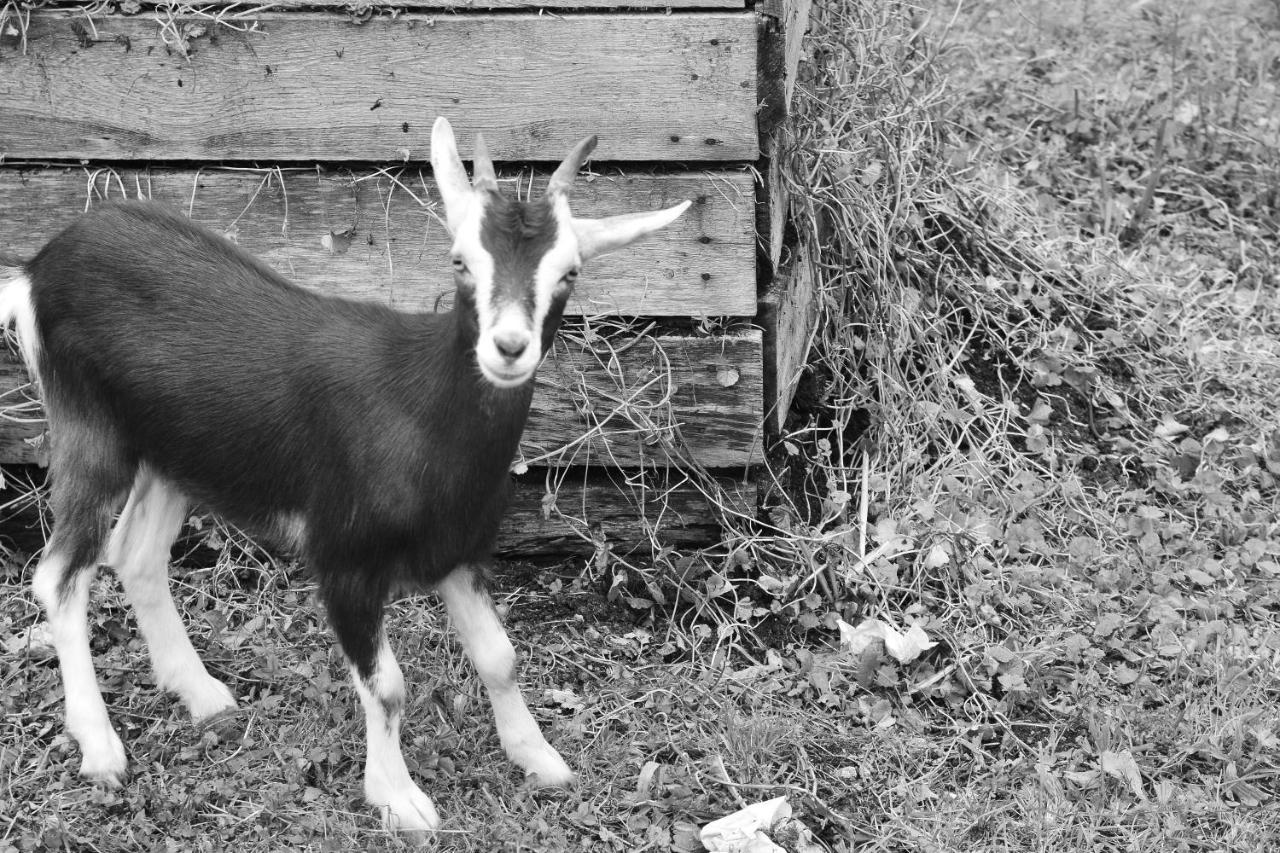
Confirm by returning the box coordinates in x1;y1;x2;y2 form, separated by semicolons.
0;117;689;834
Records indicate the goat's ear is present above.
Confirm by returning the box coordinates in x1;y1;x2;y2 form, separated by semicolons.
472;133;499;192
572;201;692;261
431;117;476;231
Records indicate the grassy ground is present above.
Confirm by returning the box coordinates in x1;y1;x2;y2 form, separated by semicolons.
3;0;1279;850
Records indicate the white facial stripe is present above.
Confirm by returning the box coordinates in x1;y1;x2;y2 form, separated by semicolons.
529;196;581;358
451;195;496;335
453;196;530;386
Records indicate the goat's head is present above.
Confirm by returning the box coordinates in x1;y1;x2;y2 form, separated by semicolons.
431;117;690;389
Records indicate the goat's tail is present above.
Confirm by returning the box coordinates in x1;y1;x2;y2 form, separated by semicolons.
0;260;42;384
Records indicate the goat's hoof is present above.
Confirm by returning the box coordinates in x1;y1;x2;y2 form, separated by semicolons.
379;788;442;836
519;745;576;789
78;730;128;788
182;675;238;721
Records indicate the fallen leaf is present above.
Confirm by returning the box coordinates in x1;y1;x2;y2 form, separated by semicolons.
1100;749;1146;800
3;623;55;657
837;618;937;663
923;543;950;568
716;366;740;387
634;760;662;799
1154;417;1189;440
1027;398;1053;424
544;688;584;712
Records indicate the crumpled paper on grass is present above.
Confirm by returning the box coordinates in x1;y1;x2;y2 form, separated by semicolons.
699;796;791;853
837;617;937;663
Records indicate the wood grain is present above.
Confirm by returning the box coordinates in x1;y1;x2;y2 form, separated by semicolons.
758;0;815;428
499;470;754;556
0;361;45;466
0;12;758;162
267;0;745;8
0;167;756;318
761;242;816;432
761;0;813;270
0;331;763;469
531;329;763;468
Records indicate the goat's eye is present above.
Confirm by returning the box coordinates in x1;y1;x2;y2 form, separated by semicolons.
452;258;468;274
562;268;580;284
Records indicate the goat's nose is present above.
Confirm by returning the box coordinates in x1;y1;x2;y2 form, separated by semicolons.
493;330;530;360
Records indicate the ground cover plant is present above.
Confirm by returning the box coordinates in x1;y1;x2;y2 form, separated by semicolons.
2;0;1279;850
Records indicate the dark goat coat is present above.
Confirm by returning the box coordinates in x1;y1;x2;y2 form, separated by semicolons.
25;202;537;671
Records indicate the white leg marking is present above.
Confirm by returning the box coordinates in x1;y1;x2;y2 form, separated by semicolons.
437;570;574;787
109;472;236;720
351;636;441;833
32;553;127;786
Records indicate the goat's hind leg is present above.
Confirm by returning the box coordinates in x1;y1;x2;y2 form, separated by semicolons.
437;567;574;787
108;470;236;720
32;462;130;786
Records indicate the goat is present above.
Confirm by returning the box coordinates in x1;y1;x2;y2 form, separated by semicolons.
0;117;689;834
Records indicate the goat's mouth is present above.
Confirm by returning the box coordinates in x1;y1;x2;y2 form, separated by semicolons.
477;359;536;389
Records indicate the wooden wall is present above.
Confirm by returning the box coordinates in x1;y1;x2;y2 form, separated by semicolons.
0;0;812;553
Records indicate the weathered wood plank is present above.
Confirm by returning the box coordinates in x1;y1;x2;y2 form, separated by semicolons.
0;331;763;468
0;361;44;465
779;0;813;114
0;12;758;162
0;460;750;557
28;0;744;8
531;329;763;468
500;470;754;556
761;0;812;272
760;242;816;433
0;168;756;318
250;0;744;8
758;0;815;430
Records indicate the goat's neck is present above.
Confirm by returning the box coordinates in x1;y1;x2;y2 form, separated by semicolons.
395;307;536;454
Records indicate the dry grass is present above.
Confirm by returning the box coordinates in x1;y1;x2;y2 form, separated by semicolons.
3;0;1280;850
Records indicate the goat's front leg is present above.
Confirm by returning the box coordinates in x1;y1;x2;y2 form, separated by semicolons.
436;567;574;787
329;596;440;834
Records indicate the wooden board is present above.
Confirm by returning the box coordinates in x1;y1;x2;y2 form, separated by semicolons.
499;470;754;556
0;460;751;557
757;0;815;430
0;168;756;317
777;0;813;114
760;242;816;433
0;331;763;469
0;12;758;163
22;0;744;8
255;0;744;7
531;329;763;468
760;0;812;271
0;361;43;466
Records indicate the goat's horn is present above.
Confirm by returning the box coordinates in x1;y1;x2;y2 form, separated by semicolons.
472;133;498;191
546;135;599;198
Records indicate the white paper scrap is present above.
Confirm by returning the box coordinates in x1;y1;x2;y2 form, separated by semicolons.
700;796;792;853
